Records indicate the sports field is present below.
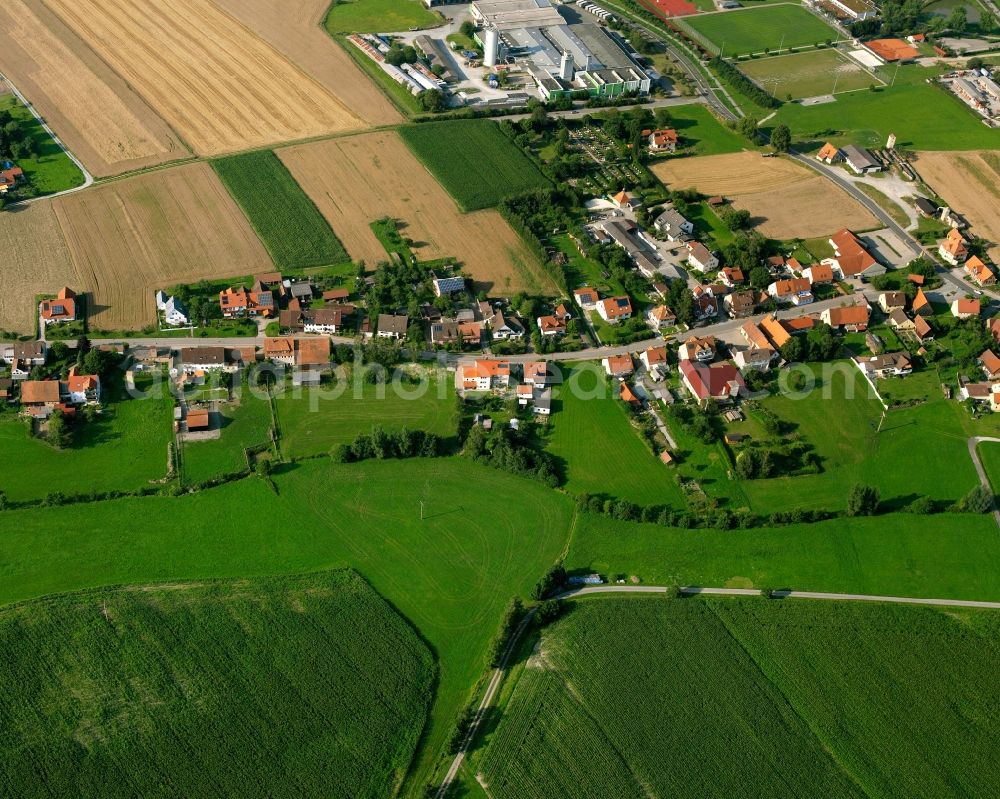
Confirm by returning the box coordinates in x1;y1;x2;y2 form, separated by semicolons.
400;119;551;211
681;5;840;55
44;0;364;155
52;162;273;331
325;0;440;33
0;571;434;798
279;132;557;294
0;0;187;176
740;49;879;99
479;597;1000;798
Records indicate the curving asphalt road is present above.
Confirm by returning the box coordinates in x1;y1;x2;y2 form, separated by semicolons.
968;436;1000;529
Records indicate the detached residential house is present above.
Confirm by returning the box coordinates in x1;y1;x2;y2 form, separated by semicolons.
640;345;669;375
952;298;981;319
841;145;883;174
980;349;1000;380
180;347;234;372
646;304;676;330
486;309;523;340
692;285;718;320
377;314;409;340
678;335;715;362
760;314;792;350
815;142;840;164
39;287;77;326
802;264;834;285
3;340;46;369
878;292;907;313
767;278;813;305
63;367;101;405
828;229;884;279
602;353;634;378
686;241;719;273
679;359;745;403
303;306;352;335
573;287;600;309
263;337;296;365
596;296;633;324
219;280;274;318
609;189;642;211
516;383;534;406
648;128;678;152
939;228;968;265
965;255;995;286
432;276;466;297
914;314;934;342
460;359;510;391
19;380;61;416
536;315;567;337
822;304;870;332
523;361;551;386
855;352;913;379
155;291;190;327
888;309;915;331
724;289;755;319
533;389;552;415
653;207;693;241
720;267;745;288
733;346;773;372
912;287;933;317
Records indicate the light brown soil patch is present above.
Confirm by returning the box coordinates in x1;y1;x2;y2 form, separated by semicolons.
212;0;401;128
278;132;557;295
43;0;365;156
0;203;77;333
53;163;273;331
915;151;1000;264
0;0;187;176
653;152;877;239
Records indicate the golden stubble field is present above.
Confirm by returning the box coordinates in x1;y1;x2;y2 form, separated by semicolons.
52;163;273;331
42;0;365;156
652;152;878;239
0;203;77;333
279;132;557;295
212;0;401;128
0;0;187;176
915;151;1000;264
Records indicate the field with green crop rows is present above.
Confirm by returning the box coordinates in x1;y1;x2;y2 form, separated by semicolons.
542;365;686;507
0;95;85;195
0;571;433;798
325;0;439;33
212;150;349;269
681;5;840;55
480;597;1000;798
400;120;551;211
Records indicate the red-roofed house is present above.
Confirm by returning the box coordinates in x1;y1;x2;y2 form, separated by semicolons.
460;359;511;391
767;278;813;305
822;304;870;331
980;350;1000;380
816;143;840;164
679;359;745;403
648;128;679;152
40;287;77;326
603;353;634;378
939;228;968;265
596;296;633;324
802;264;834;284
640;345;669;373
952;298;981;319
536;315;567;337
828;229;885;279
965;256;995;286
573;287;600;309
646;304;676;330
63;367;101;405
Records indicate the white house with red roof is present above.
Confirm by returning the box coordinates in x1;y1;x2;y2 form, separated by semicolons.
679;360;745;402
596;296;633;324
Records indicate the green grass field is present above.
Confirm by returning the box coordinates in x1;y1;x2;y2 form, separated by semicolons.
661;102;748;156
325;0;439;33
0;457;574;792
212;150;349;270
978;441;1000;496
682;5;840;55
740;49;879;100
400;120;551;211
274;370;458;458
542;366;687;507
182;389;274;484
479;597;1000;798
0;571;433;798
0;96;85;195
0;380;173;503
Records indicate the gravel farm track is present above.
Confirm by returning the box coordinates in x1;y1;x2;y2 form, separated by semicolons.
915;151;1000;264
42;0;366;156
279;131;559;295
0;0;188;177
51;162;273;331
652;151;878;239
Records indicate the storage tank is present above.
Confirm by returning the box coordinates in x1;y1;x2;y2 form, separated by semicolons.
483;27;499;68
560;51;575;82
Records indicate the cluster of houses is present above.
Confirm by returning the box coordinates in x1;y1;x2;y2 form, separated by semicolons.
0;339;101;417
572;286;635;326
457;358;552;415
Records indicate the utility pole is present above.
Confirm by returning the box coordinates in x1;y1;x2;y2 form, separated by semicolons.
876;408;887;433
891;61;901;88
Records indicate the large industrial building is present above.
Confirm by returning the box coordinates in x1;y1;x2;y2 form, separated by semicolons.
467;0;651;98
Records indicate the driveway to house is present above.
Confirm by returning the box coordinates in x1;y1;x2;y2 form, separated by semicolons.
968;436;1000;529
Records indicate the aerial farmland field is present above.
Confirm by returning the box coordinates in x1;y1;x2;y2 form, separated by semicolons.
0;0;188;176
400;119;552;211
479;597;1000;799
52;162;273;331
325;0;441;33
279;132;557;294
681;5;841;55
42;0;364;155
0;571;434;799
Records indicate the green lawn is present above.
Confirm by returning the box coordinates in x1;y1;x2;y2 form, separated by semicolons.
1;95;85;195
212;150;349;270
325;0;440;34
0;457;575;794
682;5;841;55
182;389;274;485
542;365;687;507
274;369;458;458
774;65;1000;151
662;102;748;156
0;379;173;503
740;49;879;100
400;120;551;211
480;596;1000;799
977;440;1000;497
0;571;433;799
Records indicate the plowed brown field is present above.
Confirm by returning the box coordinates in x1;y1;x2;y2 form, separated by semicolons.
652;152;877;239
278;132;556;295
43;0;365;156
0;204;77;334
916;151;1000;263
0;0;186;176
53;163;273;331
212;0;401;127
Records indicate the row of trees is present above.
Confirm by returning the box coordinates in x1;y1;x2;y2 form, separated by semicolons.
465;424;560;487
332;426;441;463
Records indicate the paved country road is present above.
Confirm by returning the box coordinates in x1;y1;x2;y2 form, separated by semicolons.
436;583;1000;796
967;436;1000;529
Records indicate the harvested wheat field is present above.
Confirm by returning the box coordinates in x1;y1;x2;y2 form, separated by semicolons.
43;0;364;156
279;132;557;295
0;0;187;176
53;163;273;330
653;152;877;238
213;0;400;127
916;151;1000;263
0;204;76;334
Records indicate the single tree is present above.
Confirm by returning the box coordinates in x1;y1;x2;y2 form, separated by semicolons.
770;123;791;153
846;483;880;517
